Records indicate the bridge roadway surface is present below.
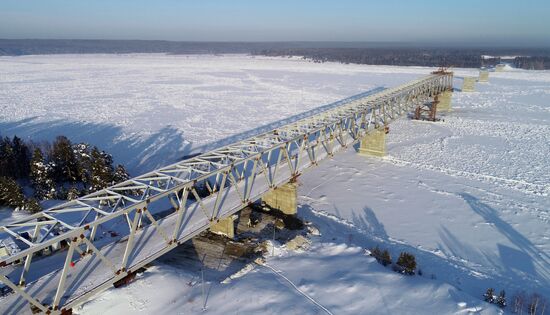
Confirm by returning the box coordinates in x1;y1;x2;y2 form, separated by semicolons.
0;72;452;314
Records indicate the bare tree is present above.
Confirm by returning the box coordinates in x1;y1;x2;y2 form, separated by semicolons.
513;291;526;314
529;293;541;315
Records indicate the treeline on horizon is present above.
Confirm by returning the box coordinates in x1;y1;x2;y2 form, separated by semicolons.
1;39;549;69
0;135;129;212
253;48;550;70
0;39;392;55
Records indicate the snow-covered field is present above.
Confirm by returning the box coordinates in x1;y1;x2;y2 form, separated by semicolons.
0;54;421;174
1;54;549;314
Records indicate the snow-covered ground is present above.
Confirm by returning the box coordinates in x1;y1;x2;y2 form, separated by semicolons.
77;243;497;315
1;54;548;314
0;54;421;174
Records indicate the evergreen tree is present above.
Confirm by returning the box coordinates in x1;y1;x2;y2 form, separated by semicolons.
100;150;114;181
370;246;381;260
0;177;26;209
0;137;16;178
50;136;79;183
496;290;506;308
73;143;92;185
113;164;129;184
24;198;42;213
66;186;80;201
90;147;114;192
381;249;392;266
56;186;68;200
484;288;495;303
396;252;417;275
11;136;30;179
30;148;56;200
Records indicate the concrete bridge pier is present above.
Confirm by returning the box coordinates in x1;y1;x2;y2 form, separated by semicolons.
210;215;236;239
212;181;299;238
358;128;386;157
262;182;298;215
479;70;489;82
462;77;476;92
438;90;453;112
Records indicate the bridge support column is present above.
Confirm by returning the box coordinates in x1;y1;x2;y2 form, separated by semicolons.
358;128;386;157
479;70;489;82
210;215;236;239
438;91;453;112
262;182;297;215
462;77;476;92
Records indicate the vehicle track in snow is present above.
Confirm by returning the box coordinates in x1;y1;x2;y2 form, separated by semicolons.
261;262;334;315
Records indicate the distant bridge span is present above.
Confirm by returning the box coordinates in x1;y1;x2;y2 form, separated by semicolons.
0;72;453;314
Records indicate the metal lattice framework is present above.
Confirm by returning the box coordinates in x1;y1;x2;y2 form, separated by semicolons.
0;73;452;314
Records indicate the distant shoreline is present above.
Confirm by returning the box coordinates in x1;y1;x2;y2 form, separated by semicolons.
1;39;549;69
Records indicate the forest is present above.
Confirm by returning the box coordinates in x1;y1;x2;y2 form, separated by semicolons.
2;39;549;69
0;135;129;212
253;48;550;69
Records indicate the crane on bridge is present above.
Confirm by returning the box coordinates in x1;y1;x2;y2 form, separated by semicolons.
411;66;454;121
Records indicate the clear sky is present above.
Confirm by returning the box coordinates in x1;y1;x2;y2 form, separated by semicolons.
1;0;549;46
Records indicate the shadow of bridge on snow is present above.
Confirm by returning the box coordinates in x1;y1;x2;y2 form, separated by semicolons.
459;193;550;292
0;117;192;175
299;202;550;300
1;86;385;176
193;86;386;153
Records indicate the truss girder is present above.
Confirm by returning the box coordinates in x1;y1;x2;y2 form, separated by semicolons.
0;73;452;314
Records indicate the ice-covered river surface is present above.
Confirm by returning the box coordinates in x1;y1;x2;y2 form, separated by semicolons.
0;54;548;314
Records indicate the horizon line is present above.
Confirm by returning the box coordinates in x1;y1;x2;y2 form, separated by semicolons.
2;38;550;49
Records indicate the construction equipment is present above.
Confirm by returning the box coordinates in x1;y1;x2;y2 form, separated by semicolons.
413;95;439;121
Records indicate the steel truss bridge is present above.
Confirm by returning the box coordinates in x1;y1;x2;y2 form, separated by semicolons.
0;73;452;314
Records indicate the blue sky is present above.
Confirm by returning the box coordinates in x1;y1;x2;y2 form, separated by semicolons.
1;0;549;46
